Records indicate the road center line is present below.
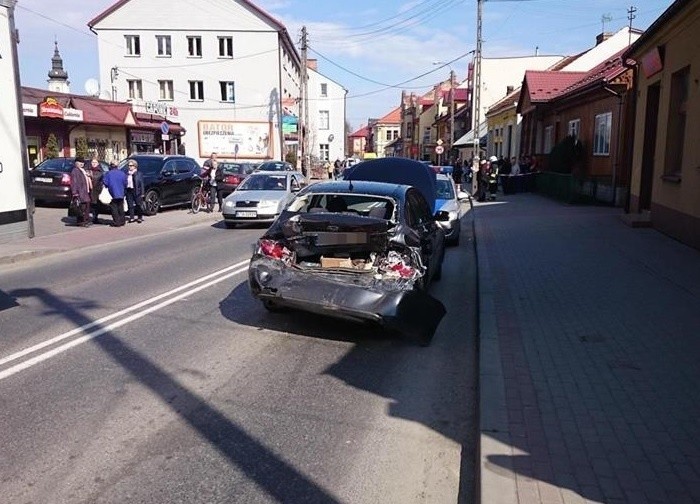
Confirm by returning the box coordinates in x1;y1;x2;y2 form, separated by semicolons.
0;260;249;369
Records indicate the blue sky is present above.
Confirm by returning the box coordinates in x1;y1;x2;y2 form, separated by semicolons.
15;0;673;130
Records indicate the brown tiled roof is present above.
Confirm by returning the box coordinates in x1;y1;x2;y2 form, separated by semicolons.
377;107;401;124
524;71;587;103
349;125;370;138
554;48;629;99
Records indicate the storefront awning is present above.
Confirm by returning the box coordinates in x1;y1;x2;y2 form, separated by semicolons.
134;113;184;134
453;123;488;147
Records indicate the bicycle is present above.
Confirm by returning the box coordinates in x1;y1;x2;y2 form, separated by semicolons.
191;179;214;214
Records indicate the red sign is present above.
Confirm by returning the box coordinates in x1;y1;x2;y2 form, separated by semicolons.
39;97;64;119
641;47;663;79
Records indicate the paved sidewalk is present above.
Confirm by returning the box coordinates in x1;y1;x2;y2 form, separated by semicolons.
0;205;221;265
475;194;700;503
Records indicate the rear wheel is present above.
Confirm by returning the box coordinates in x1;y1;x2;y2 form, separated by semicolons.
143;190;160;215
262;299;285;312
191;193;204;214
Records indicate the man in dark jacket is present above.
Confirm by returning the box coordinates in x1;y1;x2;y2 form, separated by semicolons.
125;159;145;223
70;157;92;227
103;162;128;226
88;157;104;224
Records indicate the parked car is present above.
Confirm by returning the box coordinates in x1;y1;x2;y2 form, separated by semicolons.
254;160;295;172
434;173;468;245
29;157;109;204
247;158;447;345
119;155;201;215
222;171;307;228
217;161;256;197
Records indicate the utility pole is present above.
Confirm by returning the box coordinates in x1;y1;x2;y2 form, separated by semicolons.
300;26;309;177
627;6;637;46
471;0;483;194
449;69;455;156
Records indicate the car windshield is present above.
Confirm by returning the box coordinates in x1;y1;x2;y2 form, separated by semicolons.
128;158;163;175
436;179;455;199
257;161;290;171
220;163;254;175
287;193;395;220
238;174;287;191
34;158;73;172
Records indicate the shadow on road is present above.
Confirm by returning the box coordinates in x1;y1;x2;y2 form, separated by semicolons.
9;286;342;504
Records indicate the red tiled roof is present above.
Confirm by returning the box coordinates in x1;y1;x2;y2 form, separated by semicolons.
555;48;629;99
377;106;401;124
524;71;587;103
486;87;521;116
349;125;370;138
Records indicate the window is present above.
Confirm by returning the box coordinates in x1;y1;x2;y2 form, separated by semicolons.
189;80;204;101
158;80;174;101
218;36;233;58
187;36;202;57
664;66;689;176
543;125;554;154
593;112;612;155
125;35;140;56
220;81;235;102
319;143;329;161
319;110;329;130
156;35;171;57
320;83;327;97
127;79;143;100
568;119;581;139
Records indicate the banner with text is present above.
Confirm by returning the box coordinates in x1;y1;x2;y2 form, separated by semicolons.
197;121;272;159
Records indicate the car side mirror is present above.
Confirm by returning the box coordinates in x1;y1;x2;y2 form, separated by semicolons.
457;191;470;201
161;170;174;177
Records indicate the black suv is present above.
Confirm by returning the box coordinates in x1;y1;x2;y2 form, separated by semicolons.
120;155;201;215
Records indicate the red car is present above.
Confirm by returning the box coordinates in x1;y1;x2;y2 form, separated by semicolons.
217;162;256;197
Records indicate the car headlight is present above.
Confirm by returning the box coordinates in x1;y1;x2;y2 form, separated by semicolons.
225;200;234;207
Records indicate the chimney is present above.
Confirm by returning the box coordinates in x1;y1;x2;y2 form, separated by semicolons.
506;85;514;95
306;58;318;71
596;32;612;45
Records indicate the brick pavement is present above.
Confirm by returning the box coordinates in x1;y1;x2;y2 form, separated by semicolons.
476;194;700;504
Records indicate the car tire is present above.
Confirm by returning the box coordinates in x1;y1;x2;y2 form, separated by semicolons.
262;299;285;312
143;190;160;216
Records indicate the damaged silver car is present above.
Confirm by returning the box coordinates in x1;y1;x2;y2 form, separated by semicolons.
248;175;447;345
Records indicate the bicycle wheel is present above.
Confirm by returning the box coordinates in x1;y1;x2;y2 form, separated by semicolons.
205;192;214;213
191;192;204;214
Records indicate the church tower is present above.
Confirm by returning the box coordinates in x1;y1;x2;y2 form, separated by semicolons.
47;41;70;93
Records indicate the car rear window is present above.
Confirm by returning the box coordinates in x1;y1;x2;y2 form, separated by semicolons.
238;174;287;191
287;193;395;219
132;158;163;175
35;158;72;172
436;179;455;199
257;161;289;171
220;163;246;175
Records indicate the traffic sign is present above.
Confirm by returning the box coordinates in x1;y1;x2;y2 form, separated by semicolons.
160;121;170;134
435;145;445;154
436;139;444;146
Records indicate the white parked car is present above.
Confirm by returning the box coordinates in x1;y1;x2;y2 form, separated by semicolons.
434;174;469;245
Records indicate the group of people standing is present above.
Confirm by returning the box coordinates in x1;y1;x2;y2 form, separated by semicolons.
69;156;145;227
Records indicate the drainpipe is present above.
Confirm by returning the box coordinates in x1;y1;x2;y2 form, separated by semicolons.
621;57;638;213
603;83;623;207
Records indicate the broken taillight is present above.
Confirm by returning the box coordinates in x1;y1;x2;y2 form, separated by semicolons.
225;175;240;185
390;262;416;278
60;174;71;186
258;239;293;262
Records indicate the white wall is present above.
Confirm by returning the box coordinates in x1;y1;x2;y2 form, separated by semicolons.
0;1;29;238
307;67;346;162
562;27;641;72
92;0;300;164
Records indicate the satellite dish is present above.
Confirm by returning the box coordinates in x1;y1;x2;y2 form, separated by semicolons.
328;134;335;142
84;78;100;96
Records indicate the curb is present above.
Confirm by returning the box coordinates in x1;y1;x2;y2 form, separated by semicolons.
0;248;65;266
475;212;518;504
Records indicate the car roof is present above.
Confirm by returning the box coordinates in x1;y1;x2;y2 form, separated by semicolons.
248;170;295;176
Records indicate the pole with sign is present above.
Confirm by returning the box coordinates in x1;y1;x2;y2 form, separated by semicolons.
160;121;169;154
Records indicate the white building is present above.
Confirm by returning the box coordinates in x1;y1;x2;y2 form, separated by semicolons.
88;0;301;164
306;60;347;164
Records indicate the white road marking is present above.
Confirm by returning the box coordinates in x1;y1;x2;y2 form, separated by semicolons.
0;262;249;381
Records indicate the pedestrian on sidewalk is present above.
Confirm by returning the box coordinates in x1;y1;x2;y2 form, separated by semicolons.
125;159;145;223
477;159;489;202
488;155;499;200
88;156;104;224
208;158;221;212
452;158;464;192
103;162;127;227
325;160;334;179
70;157;92;227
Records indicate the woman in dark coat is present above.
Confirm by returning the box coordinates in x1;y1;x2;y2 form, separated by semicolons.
125;159;145;223
70;157;92;226
88;157;104;224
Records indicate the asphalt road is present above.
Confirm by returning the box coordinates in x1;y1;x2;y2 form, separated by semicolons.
0;213;478;504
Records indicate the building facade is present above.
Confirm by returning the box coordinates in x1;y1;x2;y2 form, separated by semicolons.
88;0;301;164
370;107;400;159
306;60;347;164
624;0;700;250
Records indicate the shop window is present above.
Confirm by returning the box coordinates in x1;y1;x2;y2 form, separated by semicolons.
156;35;171;57
218;36;233;58
127;79;143;100
568;118;580;139
219;81;235;102
125;35;140;56
187;36;202;57
319;110;329;130
664;66;689;177
543;125;554;154
189;80;204;101
158;80;174;101
593;112;612;155
319;143;329;161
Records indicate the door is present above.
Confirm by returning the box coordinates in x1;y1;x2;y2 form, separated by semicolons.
158;159;179;204
640;83;660;211
26;137;41;167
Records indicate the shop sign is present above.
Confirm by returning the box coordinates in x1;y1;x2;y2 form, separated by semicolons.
130;130;156;144
282;115;298;134
22;103;38;117
132;100;179;117
197;120;271;159
63;108;84;122
641;47;663;79
39;97;64;119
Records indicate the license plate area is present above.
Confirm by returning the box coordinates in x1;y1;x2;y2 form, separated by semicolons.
35;177;53;183
236;211;257;218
